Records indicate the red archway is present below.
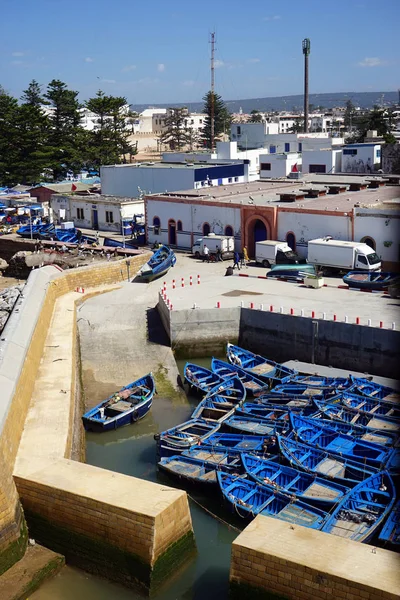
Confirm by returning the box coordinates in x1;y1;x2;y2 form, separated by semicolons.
244;214;272;258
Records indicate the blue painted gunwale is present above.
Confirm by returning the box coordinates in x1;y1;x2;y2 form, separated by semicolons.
217;472;327;527
343;271;399;291
226;343;297;386
378;500;400;546
155;419;221;457
349;377;399;403
158;453;242;486
224;415;279;436
321;471;396;543
314;401;400;437
311;409;398;447
198;432;277;455
288;375;353;390
242;453;350;507
184;362;224;394
140;245;176;282
82;373;155;432
211;357;267;396
340;392;400;420
191;376;246;423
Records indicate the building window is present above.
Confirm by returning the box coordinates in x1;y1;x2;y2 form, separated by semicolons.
77;208;84;220
298;143;302;152
228;177;232;183
270;145;276;154
199;119;202;124
177;220;182;231
234;177;239;182
225;225;233;236
261;163;271;171
284;143;290;152
237;126;241;135
203;222;210;236
105;210;114;223
343;148;357;156
153;216;161;235
376;149;381;158
309;164;326;173
286;232;296;251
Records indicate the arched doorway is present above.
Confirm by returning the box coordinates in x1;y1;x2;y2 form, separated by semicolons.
361;236;376;250
225;225;233;236
203;222;211;236
286;232;296;251
168;219;176;246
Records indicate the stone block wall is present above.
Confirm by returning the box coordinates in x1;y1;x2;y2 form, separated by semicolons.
230;516;400;600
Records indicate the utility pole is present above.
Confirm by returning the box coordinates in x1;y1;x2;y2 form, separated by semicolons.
302;38;311;133
210;31;215;151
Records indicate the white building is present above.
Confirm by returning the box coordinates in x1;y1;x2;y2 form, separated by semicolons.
50;194;144;232
302;149;342;174
101;160;249;198
259;153;302;178
41;105;131;131
309;114;345;134
137;108;167;133
342;144;381;174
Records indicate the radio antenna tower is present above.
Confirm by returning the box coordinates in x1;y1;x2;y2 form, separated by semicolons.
302;38;311;133
210;31;215;150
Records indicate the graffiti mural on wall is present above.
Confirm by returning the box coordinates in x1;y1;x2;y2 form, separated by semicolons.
343;156;374;173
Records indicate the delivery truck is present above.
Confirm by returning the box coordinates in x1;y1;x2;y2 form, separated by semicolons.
198;234;234;260
255;240;306;268
307;237;381;272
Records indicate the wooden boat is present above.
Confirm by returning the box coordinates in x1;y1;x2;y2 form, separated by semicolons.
290;414;395;469
190;376;246;422
270;384;338;399
199;432;277;454
82;373;155;432
211;357;267;397
349;377;400;403
342;271;400;291
158;454;242;486
226;343;297;386
278;435;379;485
182;447;245;468
217;472;327;527
242;453;350;507
155;419;220;457
266;264;316;281
238;403;316;425
315;401;400;436
312;409;398;447
184;362;224;394
289;375;352;391
254;395;315;409
340;392;400;421
140;245;176;282
321;471;396;543
224;415;280;436
378;500;400;546
190;397;236;423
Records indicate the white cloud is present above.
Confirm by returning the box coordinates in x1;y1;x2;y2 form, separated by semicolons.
357;57;386;67
182;80;195;86
264;15;281;21
85;57;94;63
214;59;225;68
157;63;165;72
12;51;25;57
248;58;261;64
122;64;137;72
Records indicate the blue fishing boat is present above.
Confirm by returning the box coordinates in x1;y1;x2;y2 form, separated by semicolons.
343;271;400;291
289;375;352;391
103;237;138;249
184;362;224;394
270;383;338;399
349;377;400;403
139;245;176;282
315;401;400;436
155;419;220;457
378;501;400;546
82;373;155;432
211;357;267;397
238;403;315;425
321;471;396;543
242;453;350;507
278;435;379;485
217;472;327;527
290;414;395;469
226;343;297;386
191;377;246;422
254;395;316;409
312;409;398;447
191;397;236;423
340;392;400;421
158;453;242;486
266;264;316;281
224;415;279;436
16;224;41;238
182;447;245;468
200;432;277;454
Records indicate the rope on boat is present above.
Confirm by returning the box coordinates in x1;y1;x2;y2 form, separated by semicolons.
187;493;241;532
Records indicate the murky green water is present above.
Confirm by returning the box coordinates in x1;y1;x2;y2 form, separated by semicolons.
32;358;240;600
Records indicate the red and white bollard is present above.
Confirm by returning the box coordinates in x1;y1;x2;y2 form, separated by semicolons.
169;303;173;311
312;311;315;318
172;279;176;289
76;287;85;293
290;308;294;315
216;301;221;308
250;302;254;309
270;305;274;312
181;277;185;288
380;321;383;328
356;317;360;325
333;314;337;321
197;274;201;285
189;275;193;286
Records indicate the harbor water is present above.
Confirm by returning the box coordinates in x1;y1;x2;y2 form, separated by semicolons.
32;358;240;600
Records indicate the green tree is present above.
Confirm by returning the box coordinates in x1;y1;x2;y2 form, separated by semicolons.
344;100;356;130
86;91;136;168
201;91;231;149
159;107;192;150
45;79;84;179
0;87;20;186
288;120;304;133
347;106;395;143
249;110;263;123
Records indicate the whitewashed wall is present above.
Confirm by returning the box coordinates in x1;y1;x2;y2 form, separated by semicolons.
146;199;241;249
260;153;301;178
342;145;381;173
101;165;195;197
302;149;342;174
354;208;400;263
277;212;351;257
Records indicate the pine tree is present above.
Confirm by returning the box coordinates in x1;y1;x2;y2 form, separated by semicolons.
249;110;263;123
159;107;192;150
202;91;231;149
0;87;20;186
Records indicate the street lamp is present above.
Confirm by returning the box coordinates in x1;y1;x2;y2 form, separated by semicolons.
120;206;126;248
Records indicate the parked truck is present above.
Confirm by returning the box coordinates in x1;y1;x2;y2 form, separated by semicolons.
198;234;235;260
307;237;381;272
255;240;306;268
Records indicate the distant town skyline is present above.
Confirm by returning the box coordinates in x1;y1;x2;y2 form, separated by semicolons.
2;0;399;104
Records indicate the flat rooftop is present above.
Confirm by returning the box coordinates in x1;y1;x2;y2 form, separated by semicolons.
51;193;144;204
147;175;400;212
101;161;238;170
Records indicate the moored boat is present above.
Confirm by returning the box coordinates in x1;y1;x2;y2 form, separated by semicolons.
266;264;316;281
155;419;221;457
254;394;315;409
224;415;279;436
270;383;338;399
199;432;277;454
289;375;352;391
278;435;379;485
311;408;398;446
314;401;400;436
211;357;267;396
226;343;297;386
217;472;327;527
321;471;396;543
158;453;241;486
340;392;400;421
378;500;400;546
184;362;224;394
242;453;350;507
343;271;400;291
140;245;176;282
349;377;400;403
82;373;155;432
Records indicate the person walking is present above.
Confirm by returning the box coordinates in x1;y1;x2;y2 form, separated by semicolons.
233;250;241;270
243;246;249;268
216;246;223;262
203;244;210;263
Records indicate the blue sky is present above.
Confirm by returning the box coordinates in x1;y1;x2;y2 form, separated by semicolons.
1;0;399;105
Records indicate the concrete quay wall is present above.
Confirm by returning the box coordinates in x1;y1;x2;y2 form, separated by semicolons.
1;253;195;593
230;516;400;600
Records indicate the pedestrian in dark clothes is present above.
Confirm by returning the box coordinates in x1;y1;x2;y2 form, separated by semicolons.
233;251;241;270
216;246;223;261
